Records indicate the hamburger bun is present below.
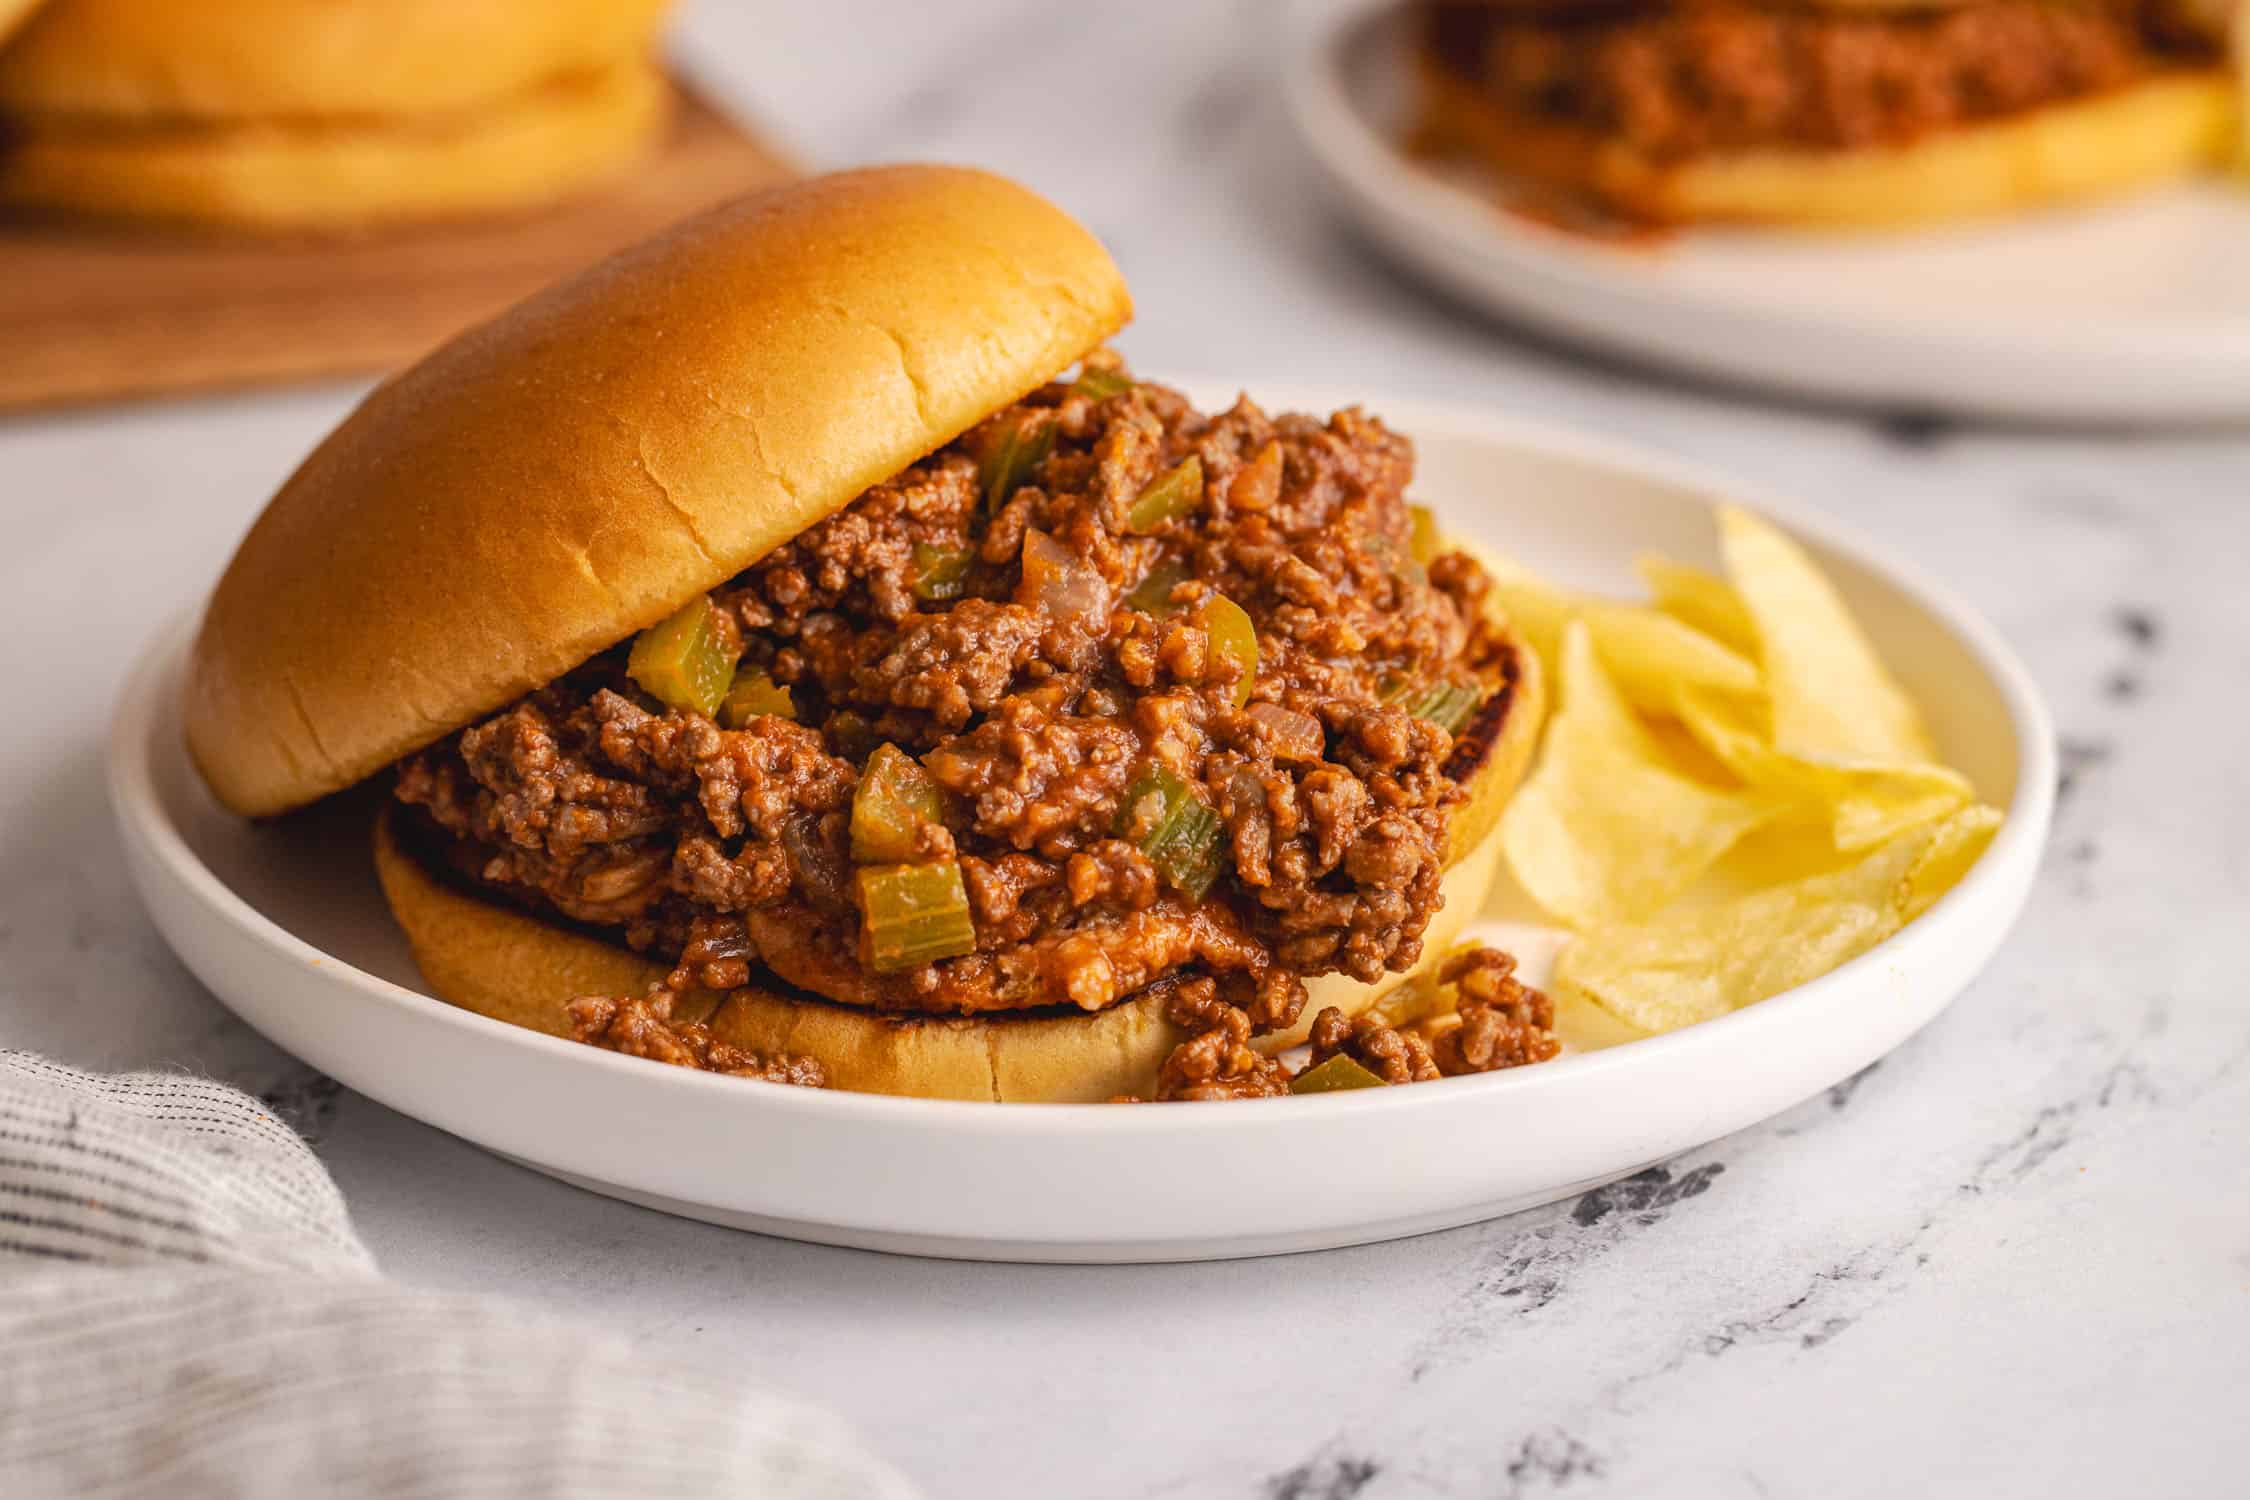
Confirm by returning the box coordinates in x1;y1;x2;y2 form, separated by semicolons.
0;0;41;49
0;0;675;120
372;629;1543;1103
184;165;1133;815
0;60;669;232
1425;0;1973;8
1416;56;2235;229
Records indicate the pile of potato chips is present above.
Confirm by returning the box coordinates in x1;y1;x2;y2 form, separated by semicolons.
1492;506;2004;1035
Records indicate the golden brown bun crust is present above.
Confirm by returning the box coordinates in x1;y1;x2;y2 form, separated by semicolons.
184;165;1133;817
0;62;668;233
1430;1;1974;10
372;634;1540;1103
1416;57;2235;228
0;0;675;119
0;0;40;50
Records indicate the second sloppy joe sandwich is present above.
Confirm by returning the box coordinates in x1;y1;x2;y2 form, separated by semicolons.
184;166;1547;1102
1411;0;2236;229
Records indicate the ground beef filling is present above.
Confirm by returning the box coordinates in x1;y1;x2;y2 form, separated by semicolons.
394;360;1515;1058
1136;946;1557;1102
565;990;828;1087
1423;0;2192;161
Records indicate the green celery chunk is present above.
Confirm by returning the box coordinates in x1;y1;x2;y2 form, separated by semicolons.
857;860;977;973
1196;592;1258;707
852;743;945;864
1125;559;1191;617
911;542;975;603
1291;1054;1387;1094
1379;673;1484;733
825;711;880;762
627;595;740;718
1127;456;1204;533
1070;365;1132;402
980;411;1057;511
1408;681;1483;733
718;667;794;727
1114;763;1223;901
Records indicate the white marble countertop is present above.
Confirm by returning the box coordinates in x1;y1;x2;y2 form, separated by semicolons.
4;2;2247;1495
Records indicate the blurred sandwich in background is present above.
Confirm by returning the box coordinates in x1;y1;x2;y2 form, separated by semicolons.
1410;0;2240;229
0;0;677;231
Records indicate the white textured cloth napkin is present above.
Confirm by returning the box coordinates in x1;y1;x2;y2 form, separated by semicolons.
0;1051;918;1500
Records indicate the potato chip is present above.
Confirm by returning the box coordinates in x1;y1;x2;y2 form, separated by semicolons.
1673;687;1972;851
1549;804;2002;1032
1719;506;1936;764
1898;802;2004;921
1501;622;1776;928
1585;601;1763;714
1480;567;1569;679
1486;571;1763;720
1635;554;1756;656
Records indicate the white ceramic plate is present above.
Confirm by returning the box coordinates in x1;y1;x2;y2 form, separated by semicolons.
109;388;2054;1262
1288;1;2250;423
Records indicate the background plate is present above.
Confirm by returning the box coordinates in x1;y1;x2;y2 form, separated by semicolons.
1288;1;2250;424
109;388;2054;1262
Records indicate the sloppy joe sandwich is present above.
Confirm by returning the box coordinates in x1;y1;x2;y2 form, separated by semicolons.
1411;0;2235;228
185;166;1548;1102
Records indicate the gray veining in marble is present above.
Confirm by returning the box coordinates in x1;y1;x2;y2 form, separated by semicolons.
2;2;2246;1495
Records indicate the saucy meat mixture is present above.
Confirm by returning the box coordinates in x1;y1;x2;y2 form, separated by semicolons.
394;356;1553;1098
1422;0;2208;162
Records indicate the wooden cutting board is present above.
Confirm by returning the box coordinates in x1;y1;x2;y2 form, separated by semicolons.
0;80;793;411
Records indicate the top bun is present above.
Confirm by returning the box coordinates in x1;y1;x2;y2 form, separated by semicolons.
0;0;40;51
184;165;1133;817
0;0;675;119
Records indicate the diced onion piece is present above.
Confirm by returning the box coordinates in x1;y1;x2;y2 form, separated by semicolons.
857;860;977;973
1196;592;1258;707
627;595;740;718
1248;702;1324;761
1114;763;1224;901
1291;1054;1387;1094
1229;441;1282;513
1021;528;1110;625
980;410;1057;511
1126;456;1204;533
911;542;975;603
718;667;794;727
1125;559;1191;617
852;743;945;864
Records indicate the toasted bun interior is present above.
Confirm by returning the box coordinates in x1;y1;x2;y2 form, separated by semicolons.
0;61;669;232
371;631;1545;1103
0;0;676;119
184;166;1132;817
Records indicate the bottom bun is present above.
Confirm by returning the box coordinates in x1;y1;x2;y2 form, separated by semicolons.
371;640;1544;1103
375;805;1510;1103
0;60;668;232
1416;60;2235;229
